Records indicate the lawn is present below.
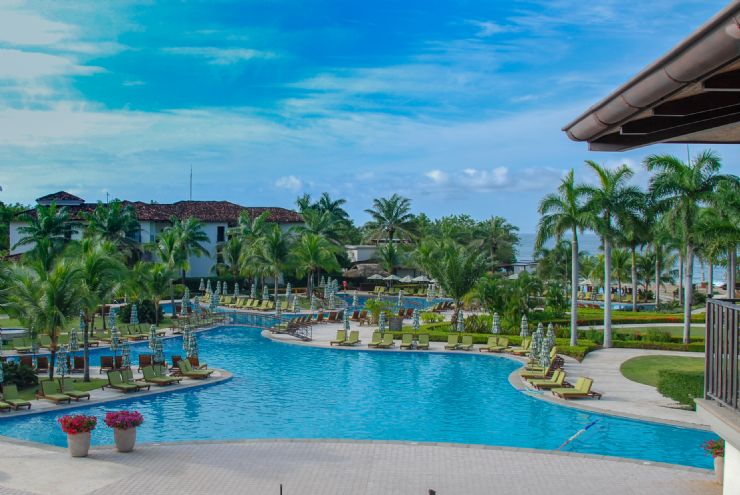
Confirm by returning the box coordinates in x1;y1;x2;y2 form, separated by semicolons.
18;377;108;400
620;355;705;387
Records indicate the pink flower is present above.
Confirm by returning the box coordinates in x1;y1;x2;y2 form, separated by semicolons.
104;410;144;430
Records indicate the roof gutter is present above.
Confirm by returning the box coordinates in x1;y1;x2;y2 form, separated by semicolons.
563;1;740;142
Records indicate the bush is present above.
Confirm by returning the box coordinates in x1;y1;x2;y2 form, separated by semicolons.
420;312;444;324
613;341;705;352
464;314;489;333
657;369;704;408
118;300;163;325
2;361;38;388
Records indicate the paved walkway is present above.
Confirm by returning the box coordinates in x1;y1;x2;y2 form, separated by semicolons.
0;439;719;495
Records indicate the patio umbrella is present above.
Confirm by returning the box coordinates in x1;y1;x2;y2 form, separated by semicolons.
520;315;529;338
183;325;191;352
199;278;205;291
108;307;117;331
130;304;139;325
153;336;165;364
399;275;413;283
223;281;230;297
457;311;465;333
234;283;240;297
352;291;358;308
285;283;291;304
310;295;317;312
187;332;198;358
320;276;326;288
262;284;269;301
210;293;220;311
149;325;158;350
384;274;401;282
184;287;191;306
55;345;69;379
367;274;384;280
344;310;350;331
193;295;200;311
0;357;3;383
78;310;86;341
180;296;188;318
276;297;282;318
292;296;299;313
250;283;257;299
397;290;403;309
530;324;542;361
323;284;328;300
68;327;79;353
492;313;501;334
328;291;335;309
546;323;556;349
412;275;429;282
110;325;120;356
378;311;386;333
412;309;420;332
206;279;212;293
121;341;131;369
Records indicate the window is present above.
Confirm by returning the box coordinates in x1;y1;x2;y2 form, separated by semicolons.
217;226;225;243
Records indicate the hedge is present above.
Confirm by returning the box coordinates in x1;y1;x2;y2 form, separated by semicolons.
612;341;705;353
656;369;704;408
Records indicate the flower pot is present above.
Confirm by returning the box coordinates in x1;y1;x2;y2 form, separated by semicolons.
67;432;91;457
714;456;724;484
113;427;137;453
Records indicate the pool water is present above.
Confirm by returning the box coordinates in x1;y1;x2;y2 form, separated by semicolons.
0;325;716;468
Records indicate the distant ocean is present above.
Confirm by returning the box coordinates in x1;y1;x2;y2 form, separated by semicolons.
518;233;726;284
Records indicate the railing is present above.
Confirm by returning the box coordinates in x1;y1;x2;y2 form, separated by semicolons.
704;298;740;411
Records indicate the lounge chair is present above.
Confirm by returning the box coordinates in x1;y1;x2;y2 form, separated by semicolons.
551;377;602;400
358;310;369;326
38;334;52;349
314;313;325;324
188;356;208;369
1;384;31;410
138;354;153;371
12;338;32;354
458;335;474;351
528;370;567;390
417;334;430;350
348;310;360;321
100;355;115;372
327;311;338;323
330;330;347;346
525;347;559;371
479;336;508;353
404;308;414;319
367;331;382;348
520;359;558;379
35;356;49;374
341;330;361;346
40;380;72;404
142;366;179;386
444;334;459;350
400;333;413;349
376;333;395;349
0;400;11;412
508;337;531;356
107;370;139;393
72;356;86;373
177;359;213;379
59;378;91;401
120;369;151;391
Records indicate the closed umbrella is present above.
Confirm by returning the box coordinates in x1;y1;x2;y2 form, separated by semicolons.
320;276;326;288
206;279;212;293
210;293;219;311
276;296;282;318
130;304;139;325
110;325;120;359
310;295;317;312
183;325;191;352
546;323;556;349
149;325;158;350
344;310;350;331
397;290;403;309
68;327;79;353
187;331;198;358
457;311;465;333
328;291;335;309
492;312;501;334
292;296;299;313
378;311;386;333
412;309;420;332
352;291;358;308
55;345;69;379
121;341;131;369
199;278;205;292
234;283;240;297
108;307;117;331
183;287;191;311
223;281;229;297
153;336;165;364
520;315;529;338
250;282;257;299
262;285;269;301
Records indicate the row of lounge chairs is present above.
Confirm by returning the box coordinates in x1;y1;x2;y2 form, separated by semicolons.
518;348;602;400
106;361;215;394
221;297;284;312
373;287;429;296
427;301;453;312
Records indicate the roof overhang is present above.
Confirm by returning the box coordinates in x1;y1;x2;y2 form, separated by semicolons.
563;2;740;151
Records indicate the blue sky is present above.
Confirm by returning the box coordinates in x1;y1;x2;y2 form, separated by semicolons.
0;0;737;231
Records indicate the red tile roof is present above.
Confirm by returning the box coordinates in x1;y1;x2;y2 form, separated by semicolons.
35;191;85;203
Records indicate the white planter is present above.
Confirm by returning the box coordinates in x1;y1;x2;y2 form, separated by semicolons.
67;432;91;457
714;456;724;484
113;427;137;453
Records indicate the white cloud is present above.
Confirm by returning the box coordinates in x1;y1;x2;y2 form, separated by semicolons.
466;20;513;37
274;175;303;191
0;48;102;80
0;5;72;46
162;47;276;64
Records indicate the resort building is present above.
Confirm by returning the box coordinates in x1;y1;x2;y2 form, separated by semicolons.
8;191;303;277
565;3;740;493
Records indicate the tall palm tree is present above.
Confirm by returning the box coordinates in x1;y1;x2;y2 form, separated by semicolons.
618;194;651;312
215;235;246;282
71;238;125;381
14;202;75;255
476;216;520;268
170;216;210;286
292;233;340;296
298;208;342;245
536;169;589;346
377;242;405;275
610;248;631;298
582;161;642;348
231;211;272;291
364;194;416;243
83;200;140;256
295;193;313;213
253;226;292;303
138;262;176;325
4;259;83;378
151;227;181;320
314;192;350;222
645;150;738;343
708;180;740;299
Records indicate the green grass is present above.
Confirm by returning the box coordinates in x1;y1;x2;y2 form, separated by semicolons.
620;355;705;387
18;378;108;400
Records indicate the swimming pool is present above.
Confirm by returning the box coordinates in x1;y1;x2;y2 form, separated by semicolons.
0;324;716;468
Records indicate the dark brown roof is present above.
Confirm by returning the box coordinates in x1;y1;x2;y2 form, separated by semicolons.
16;199;302;225
36;191;85;203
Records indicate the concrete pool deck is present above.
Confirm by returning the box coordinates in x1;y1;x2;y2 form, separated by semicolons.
0;438;719;495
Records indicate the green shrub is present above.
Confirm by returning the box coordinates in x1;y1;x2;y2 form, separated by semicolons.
613;341;705;352
420;312;444;324
657;369;704;408
1;361;38;388
118;300;163;324
644;330;673;343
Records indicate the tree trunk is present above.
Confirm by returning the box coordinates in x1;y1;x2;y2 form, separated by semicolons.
729;246;737;300
181;269;186;289
169;280;175;320
708;258;713;298
83;317;91;382
155;301;160;324
683;243;694;344
570;233;579;346
678;254;684;305
654;246;660;309
631;246;637;312
603;237;613;348
102;304;107;331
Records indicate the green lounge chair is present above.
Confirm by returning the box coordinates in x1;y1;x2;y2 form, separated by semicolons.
417;334;430;350
38;334;52;349
59;378;91;400
400;333;413;349
520;359;558;379
12;338;32;354
330;330;347;346
142;366;177;386
551;377;602;400
458;335;474;351
509;337;531;356
40;380;72;404
525;347;559;371
107;371;139;393
376;333;395;348
367;331;382;348
528;370;566;390
1;384;31;410
177;359;213;379
341;330;361;346
121;369;151;391
154;365;183;383
444;334;459;350
480;336;504;352
0;400;11;412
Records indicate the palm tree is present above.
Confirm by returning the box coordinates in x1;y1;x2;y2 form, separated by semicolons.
424;241;487;327
139;262;176;325
610;248;631;298
83;200;140;257
151;227;181;320
253;226;292;303
4;259;83;378
215;235;246;282
582;161;642;348
377;242;405;275
618;195;651;312
170;216;210;286
298;208;343;245
476;216;520;268
292;233;340;296
645;150;738;343
295;193;312;213
364;194;416;243
314;192;350;222
708;180;740;299
536;169;589;346
14;201;75;255
71;238;125;381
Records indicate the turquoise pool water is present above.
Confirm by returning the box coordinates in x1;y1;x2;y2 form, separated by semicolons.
0;324;716;468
